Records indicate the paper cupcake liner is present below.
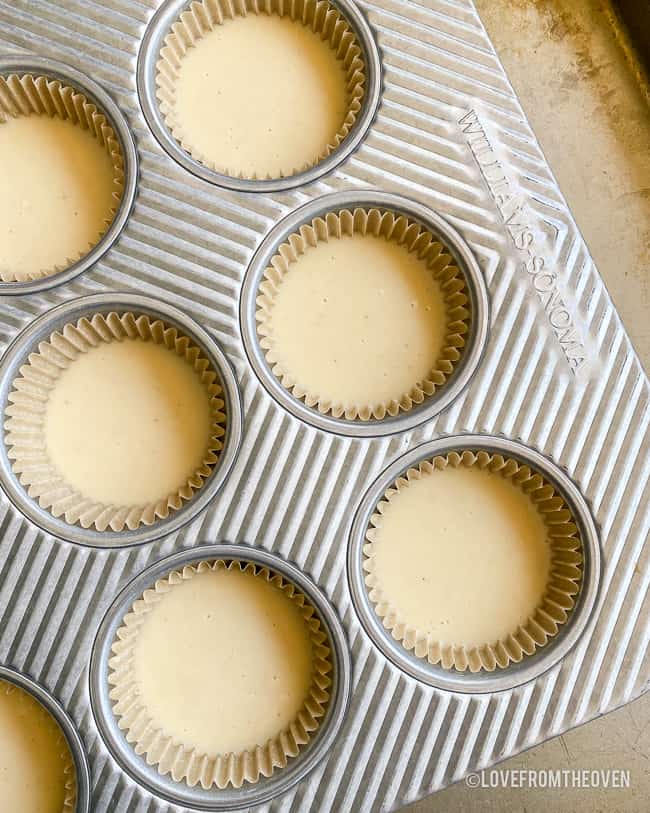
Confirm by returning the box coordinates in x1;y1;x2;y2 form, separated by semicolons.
155;0;366;179
108;559;333;789
256;207;471;421
363;450;584;672
0;680;77;811
4;312;226;532
0;73;125;283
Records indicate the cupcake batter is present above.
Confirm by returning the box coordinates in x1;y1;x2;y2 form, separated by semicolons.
169;13;349;177
131;567;314;754
266;233;448;406
369;465;551;647
0;681;73;813
0;115;116;281
43;338;213;506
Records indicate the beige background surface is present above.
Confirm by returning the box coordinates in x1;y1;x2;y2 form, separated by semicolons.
406;1;650;811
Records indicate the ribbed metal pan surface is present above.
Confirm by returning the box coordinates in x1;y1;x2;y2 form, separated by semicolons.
0;1;648;811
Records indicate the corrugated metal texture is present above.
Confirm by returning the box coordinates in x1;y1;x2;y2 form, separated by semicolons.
0;0;647;811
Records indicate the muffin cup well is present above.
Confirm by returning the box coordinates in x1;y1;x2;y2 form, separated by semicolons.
108;558;332;789
0;73;124;283
256;206;471;421
363;450;583;673
0;679;77;811
4;311;226;532
0;665;92;813
154;0;366;180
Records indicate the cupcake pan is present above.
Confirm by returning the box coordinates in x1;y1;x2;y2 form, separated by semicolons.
348;435;600;694
0;293;243;548
240;190;489;436
153;0;369;181
138;0;381;191
0;666;91;813
108;559;333;790
90;544;351;810
0;0;647;811
0;56;138;297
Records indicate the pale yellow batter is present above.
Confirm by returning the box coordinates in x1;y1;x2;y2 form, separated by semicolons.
44;339;213;506
170;13;349;177
0;115;116;282
266;233;448;406
0;681;73;813
369;465;551;648
131;567;314;755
